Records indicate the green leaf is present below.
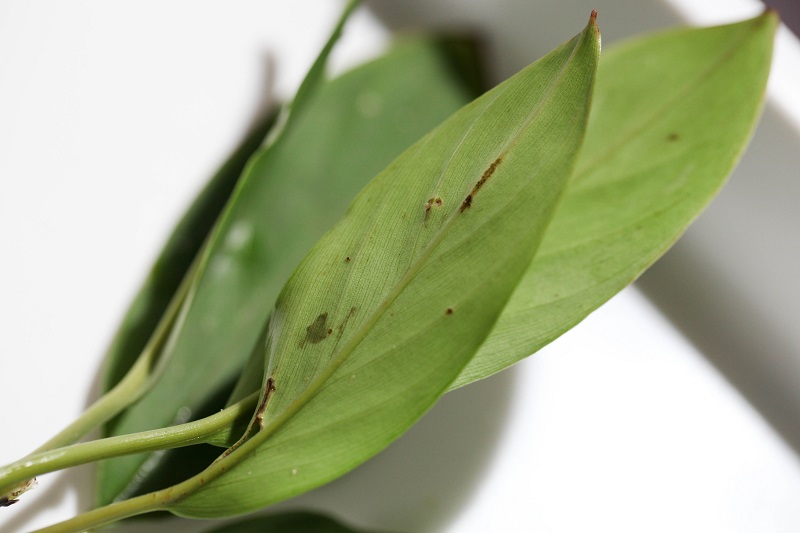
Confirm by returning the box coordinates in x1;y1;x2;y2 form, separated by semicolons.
96;34;486;507
203;512;379;533
223;35;487;408
450;11;777;389
94;0;360;505
166;15;599;518
99;109;277;410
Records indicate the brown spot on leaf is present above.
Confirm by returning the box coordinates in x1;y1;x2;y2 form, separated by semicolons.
473;157;502;195
255;378;277;429
345;256;351;262
445;307;454;315
221;377;277;458
667;132;680;142
424;197;443;220
461;157;503;212
301;312;330;346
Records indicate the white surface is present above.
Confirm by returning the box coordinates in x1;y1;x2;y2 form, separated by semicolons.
444;290;800;533
1;1;800;532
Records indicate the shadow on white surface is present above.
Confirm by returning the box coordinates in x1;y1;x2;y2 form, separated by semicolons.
639;103;800;460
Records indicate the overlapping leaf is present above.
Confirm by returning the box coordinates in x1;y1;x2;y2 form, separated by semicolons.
99;110;276;397
451;11;777;389
165;16;599;517
223;36;485;407
96;27;485;507
95;2;360;504
204;512;373;533
94;8;775;524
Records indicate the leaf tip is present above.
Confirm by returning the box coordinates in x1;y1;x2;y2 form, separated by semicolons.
746;7;780;42
762;6;778;18
588;9;601;42
760;6;781;27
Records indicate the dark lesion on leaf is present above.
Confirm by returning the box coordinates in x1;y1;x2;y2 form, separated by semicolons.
424;196;444;220
255;377;277;430
473;157;502;194
667;132;680;142
301;312;331;347
461;156;503;212
299;308;359;348
445;307;454;315
219;377;277;460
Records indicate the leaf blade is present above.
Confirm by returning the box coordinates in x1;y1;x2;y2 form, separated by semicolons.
96;34;487;502
451;11;778;389
167;16;600;517
94;1;361;504
99;110;276;401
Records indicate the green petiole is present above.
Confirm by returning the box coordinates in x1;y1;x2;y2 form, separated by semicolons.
0;392;258;500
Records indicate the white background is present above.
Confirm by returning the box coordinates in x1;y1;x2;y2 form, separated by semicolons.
1;1;800;531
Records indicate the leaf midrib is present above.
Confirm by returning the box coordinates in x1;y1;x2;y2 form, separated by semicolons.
166;26;594;510
173;33;585;502
258;25;591;437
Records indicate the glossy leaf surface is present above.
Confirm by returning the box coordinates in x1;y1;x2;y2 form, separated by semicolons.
168;16;599;517
97;34;485;506
451;12;777;389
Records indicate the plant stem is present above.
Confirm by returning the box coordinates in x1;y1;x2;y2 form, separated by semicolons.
32;351;154;454
35;406;264;533
0;392;258;498
31;490;168;533
31;257;200;454
28;393;267;533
